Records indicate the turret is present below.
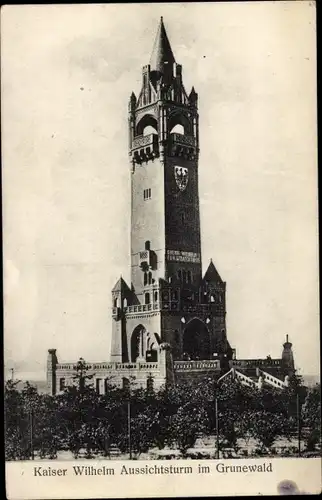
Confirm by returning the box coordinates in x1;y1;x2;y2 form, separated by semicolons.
189;86;198;108
47;348;58;396
281;334;295;377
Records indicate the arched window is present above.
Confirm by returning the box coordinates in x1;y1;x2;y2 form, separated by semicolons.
113;298;118;308
210;295;215;303
154;291;158;302
145;240;151;251
123;298;127;308
136;115;158;136
170;123;185;135
168;112;192;136
171;290;178;301
148;272;152;285
143;125;157;136
145;293;150;305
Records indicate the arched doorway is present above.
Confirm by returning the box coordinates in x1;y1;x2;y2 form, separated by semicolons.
131;324;146;362
131;326;159;363
183;319;211;360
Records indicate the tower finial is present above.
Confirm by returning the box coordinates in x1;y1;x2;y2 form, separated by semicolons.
150;17;175;74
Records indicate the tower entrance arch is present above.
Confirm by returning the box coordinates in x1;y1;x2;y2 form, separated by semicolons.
182;318;211;360
130;325;159;363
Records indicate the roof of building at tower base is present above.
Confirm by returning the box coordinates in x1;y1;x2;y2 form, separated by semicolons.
149;17;176;73
203;259;223;284
111;276;131;293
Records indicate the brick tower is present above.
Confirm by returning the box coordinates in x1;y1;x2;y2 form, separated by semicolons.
110;17;233;369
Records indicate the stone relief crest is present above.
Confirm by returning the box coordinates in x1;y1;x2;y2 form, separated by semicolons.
174;166;189;191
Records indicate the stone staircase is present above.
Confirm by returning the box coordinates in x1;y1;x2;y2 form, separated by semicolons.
218;367;288;390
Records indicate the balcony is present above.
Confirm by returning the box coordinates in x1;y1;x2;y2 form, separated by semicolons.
169;133;197;160
55;361;159;372
131;133;159;164
124;303;160;315
171;133;196;147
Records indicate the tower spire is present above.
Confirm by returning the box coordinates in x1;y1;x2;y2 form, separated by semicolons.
150;17;175;73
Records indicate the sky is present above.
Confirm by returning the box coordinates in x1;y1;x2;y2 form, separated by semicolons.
2;2;319;380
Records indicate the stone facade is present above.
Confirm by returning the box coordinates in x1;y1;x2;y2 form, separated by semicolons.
46;18;295;396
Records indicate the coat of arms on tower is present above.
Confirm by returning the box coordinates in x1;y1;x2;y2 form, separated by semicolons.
174;166;189;191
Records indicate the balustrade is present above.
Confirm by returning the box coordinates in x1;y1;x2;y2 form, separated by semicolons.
171;133;195;147
131;133;159;164
174;360;220;371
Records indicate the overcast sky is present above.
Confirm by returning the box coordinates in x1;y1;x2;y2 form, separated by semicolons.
2;2;318;380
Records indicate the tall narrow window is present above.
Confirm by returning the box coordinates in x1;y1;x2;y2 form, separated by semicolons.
187;271;192;283
59;378;65;391
145;292;150;305
145;240;151;250
148;272;152;285
144;272;148;286
96;378;101;394
143;189;152;200
154;291;158;302
182;270;187;283
178;270;182;281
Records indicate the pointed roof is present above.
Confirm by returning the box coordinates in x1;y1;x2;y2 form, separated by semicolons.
150;17;175;73
203;259;223;284
112;276;131;293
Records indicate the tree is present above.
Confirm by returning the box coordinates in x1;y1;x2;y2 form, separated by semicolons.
32;394;60;459
5;380;45;460
246;410;291;453
56;383;104;458
168;403;209;456
302;384;321;452
72;357;95;391
4;380;27;461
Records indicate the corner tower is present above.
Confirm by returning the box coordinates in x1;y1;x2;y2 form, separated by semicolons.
111;18;232;369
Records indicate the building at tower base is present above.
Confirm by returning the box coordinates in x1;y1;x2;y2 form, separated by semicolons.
46;18;295;396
